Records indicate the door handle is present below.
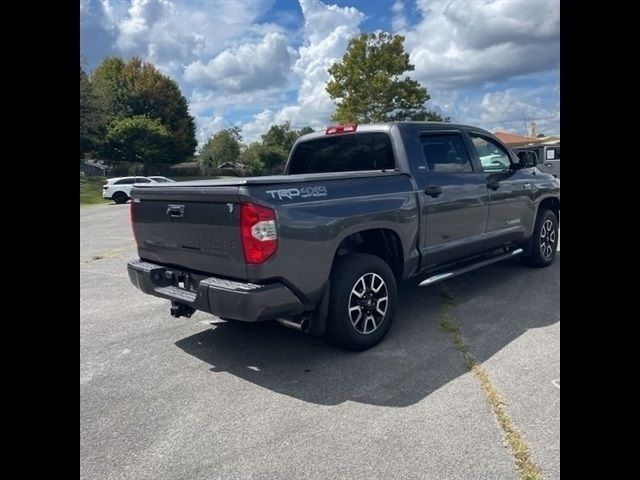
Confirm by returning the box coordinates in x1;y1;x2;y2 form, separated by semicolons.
545;163;553;167
424;185;443;198
487;180;500;191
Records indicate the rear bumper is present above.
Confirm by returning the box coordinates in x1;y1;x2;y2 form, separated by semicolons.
127;259;304;322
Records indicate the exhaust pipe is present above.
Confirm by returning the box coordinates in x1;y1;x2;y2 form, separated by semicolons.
277;317;308;331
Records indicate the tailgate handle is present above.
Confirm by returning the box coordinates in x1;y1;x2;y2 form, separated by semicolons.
166;204;185;219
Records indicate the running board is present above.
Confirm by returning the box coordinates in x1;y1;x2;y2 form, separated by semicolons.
419;248;523;287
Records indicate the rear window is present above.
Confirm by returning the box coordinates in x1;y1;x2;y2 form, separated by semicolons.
288;132;395;174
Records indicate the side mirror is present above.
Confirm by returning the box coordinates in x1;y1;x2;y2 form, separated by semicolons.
517;150;538;169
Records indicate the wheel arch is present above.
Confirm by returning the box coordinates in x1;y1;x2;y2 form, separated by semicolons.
332;227;405;281
538;196;560;225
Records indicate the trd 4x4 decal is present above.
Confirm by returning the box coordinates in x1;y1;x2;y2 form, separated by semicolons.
265;186;328;200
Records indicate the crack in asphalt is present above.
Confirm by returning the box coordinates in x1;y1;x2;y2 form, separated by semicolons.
438;289;542;480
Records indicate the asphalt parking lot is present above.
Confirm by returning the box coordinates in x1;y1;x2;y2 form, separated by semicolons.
81;203;559;480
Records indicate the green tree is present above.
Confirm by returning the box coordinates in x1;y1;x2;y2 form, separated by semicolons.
90;57;129;120
255;122;316;173
239;142;287;175
198;126;243;169
101;116;172;168
240;142;267;175
262;122;300;152
91;56;197;163
326;32;444;123
80;65;106;157
298;126;315;135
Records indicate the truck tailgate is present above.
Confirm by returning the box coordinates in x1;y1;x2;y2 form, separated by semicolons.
131;182;246;278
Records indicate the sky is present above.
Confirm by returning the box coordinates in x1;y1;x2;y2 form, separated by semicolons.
80;0;560;147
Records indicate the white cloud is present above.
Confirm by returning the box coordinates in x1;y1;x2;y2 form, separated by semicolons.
236;0;560;142
116;0;173;50
195;115;227;148
405;0;560;90
479;90;559;135
391;0;407;32
240;0;364;139
82;0;559;147
445;87;559;136
108;0;276;77
240;110;277;143
80;0;116;30
184;32;298;93
99;0;116;30
189;87;295;122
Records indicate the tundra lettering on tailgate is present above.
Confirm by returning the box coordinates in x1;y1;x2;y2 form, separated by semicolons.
188;234;237;256
266;185;327;201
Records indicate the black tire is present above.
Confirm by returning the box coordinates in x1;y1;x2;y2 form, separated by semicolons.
521;209;558;267
112;191;128;204
325;253;397;350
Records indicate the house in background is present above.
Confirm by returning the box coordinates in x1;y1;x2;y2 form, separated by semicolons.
80;159;110;177
494;120;559;149
494;123;560;178
494;132;560;148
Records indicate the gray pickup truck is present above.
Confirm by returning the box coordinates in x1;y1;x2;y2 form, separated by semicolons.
128;122;560;350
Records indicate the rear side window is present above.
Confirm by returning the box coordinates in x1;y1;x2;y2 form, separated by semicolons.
135;177;152;183
114;178;135;185
288;132;395;174
420;133;473;173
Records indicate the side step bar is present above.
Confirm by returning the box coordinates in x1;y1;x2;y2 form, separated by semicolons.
419;248;523;287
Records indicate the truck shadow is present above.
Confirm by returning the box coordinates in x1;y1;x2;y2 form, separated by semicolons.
175;253;559;407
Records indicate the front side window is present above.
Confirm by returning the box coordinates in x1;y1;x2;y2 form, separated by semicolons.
288;132;395;174
470;134;512;173
419;133;473;173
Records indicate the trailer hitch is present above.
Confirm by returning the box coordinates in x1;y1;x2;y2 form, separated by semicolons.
170;302;195;318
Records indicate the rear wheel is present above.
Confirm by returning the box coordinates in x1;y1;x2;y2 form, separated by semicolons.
112;191;128;204
325;253;397;350
521;209;558;267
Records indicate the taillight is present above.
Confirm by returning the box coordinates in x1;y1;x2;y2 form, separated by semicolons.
325;124;357;135
240;203;277;264
130;199;139;244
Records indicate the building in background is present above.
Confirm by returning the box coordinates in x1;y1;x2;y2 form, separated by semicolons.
80;159;110;177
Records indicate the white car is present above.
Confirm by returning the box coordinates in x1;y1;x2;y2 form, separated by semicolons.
102;176;158;204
